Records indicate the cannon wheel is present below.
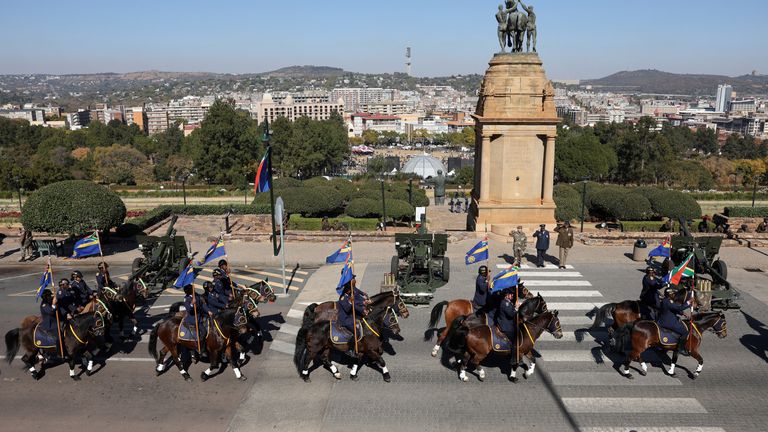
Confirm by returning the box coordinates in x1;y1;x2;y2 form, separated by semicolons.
442;257;450;282
132;257;144;274
391;256;399;276
713;260;728;280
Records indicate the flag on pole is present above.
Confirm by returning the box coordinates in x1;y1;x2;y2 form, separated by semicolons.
663;253;695;286
254;150;271;193
490;267;519;294
197;236;226;266
71;231;101;258
35;264;53;301
648;236;672;258
173;263;199;289
336;259;354;295
465;238;489;265
326;240;352;264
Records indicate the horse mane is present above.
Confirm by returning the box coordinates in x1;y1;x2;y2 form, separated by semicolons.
369;291;394;307
71;312;96;332
692;311;722;325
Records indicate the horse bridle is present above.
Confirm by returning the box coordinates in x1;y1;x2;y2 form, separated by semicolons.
524;312;561;336
710;314;727;336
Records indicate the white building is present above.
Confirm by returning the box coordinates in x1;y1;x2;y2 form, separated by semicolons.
715;84;733;113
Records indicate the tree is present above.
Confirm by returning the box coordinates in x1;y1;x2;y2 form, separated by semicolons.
367;156;388;175
694;128;718;155
93;144;150;184
733;159;767;186
555;128;617;182
455;166;474;186
362;129;380;145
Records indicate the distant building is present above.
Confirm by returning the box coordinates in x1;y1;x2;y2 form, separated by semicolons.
125;107;147;133
729;100;757;114
146;109;169;135
255;93;344;124
330;88;394;112
359;100;414;116
0;108;46;124
67;110;91;130
715;84;733;113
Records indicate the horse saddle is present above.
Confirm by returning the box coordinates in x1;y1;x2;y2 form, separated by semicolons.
178;318;209;343
33;323;58;349
489;325;513;353
654;323;681;346
330;320;363;344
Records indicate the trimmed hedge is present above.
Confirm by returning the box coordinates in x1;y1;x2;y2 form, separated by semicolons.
387;199;416;220
635;187;701;220
554;184;581;222
346;198;382;218
724;207;768;217
22;180;127;235
590;189;654;220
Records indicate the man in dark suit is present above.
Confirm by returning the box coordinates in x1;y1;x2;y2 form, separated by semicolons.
532;224;550;268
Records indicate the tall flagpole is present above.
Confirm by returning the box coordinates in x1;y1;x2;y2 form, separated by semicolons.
95;229;107;300
50;258;64;358
221;234;235;299
192;290;201;353
348;236;358;354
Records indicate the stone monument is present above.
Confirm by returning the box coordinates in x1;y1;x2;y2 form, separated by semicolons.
468;2;557;233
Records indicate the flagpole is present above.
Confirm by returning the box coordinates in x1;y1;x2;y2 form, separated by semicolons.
192;290;201;353
221;234;235;299
348;236;358;354
50;258;64;358
95;229;107;297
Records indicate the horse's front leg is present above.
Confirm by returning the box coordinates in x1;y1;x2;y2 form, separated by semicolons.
524;352;536;378
349;350;363;381
84;349;95;376
201;339;219;382
667;350;679;376
169;345;192;381
228;340;246;381
155;346;169;376
691;348;703;379
68;351;81;381
432;326;448;358
23;351;41;380
458;352;470;382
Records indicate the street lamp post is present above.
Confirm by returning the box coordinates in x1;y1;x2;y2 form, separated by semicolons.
245;173;249;205
753;179;758;208
181;172;193;207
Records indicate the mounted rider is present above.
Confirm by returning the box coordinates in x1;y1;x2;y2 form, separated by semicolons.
658;287;692;355
69;270;93;311
95;262;118;298
182;284;211;344
217;259;239;295
39;289;59;338
639;267;663;320
55;278;77;322
494;288;519;343
337;276;368;335
207;268;231;314
472;265;490;310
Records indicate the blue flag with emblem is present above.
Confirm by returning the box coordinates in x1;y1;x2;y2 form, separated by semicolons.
326;240;352;264
336;259;354;295
173;263;199;289
71;231;101;258
465;238;489;265
197;236;226;266
490;267;519;294
36;264;53;301
648;236;671;258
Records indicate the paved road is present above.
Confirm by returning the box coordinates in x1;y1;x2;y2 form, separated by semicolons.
2;251;767;432
0;264;312;432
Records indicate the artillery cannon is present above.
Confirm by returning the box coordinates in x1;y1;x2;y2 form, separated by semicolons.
128;215;190;295
390;232;450;305
668;217;739;310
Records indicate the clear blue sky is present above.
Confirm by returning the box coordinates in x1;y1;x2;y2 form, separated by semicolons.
1;0;766;79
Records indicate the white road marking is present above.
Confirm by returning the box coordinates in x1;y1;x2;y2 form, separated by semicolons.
270;340;296;355
199;266;306;283
529;290;602;297
581;428;725;432
0;272;44;282
524;280;593;286
546;302;605;310
540;350;602;362
563;398;707;414
538;330;605;342
287;309;304;319
278;323;301;336
549;372;680;386
498;264;574;270
556;316;593;325
519;272;582;278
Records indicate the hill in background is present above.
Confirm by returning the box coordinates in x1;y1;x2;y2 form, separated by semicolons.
583;69;768;96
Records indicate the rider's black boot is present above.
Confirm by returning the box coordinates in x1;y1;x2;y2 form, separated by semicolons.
677;336;689;356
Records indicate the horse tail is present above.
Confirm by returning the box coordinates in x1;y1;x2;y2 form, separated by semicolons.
293;326;310;377
444;316;469;356
591;303;616;329
428;301;448;330
302;303;317;329
169;301;184;315
4;328;20;365
148;324;159;362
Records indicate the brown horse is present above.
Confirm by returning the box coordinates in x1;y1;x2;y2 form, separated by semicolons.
5;312;106;380
590;286;694;336
148;292;260;381
445;310;562;382
302;289;409;328
101;279;148;341
293;290;408;383
614;311;727;379
426;286;543;358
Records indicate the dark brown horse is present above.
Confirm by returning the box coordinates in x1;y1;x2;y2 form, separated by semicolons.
101;279;148;341
302;289;409;329
148;292;260;381
590;286;694;336
426;286;543;358
614;311;727;379
5;312;106;380
445;310;562;382
293;290;408;383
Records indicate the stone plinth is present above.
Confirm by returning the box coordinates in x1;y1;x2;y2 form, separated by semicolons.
469;53;559;231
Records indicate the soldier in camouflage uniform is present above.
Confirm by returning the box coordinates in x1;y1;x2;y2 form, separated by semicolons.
510;225;527;267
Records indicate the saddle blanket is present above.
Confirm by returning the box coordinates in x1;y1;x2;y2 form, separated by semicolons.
178;319;208;343
34;324;58;349
489;325;513;352
330;320;363;344
656;323;681;346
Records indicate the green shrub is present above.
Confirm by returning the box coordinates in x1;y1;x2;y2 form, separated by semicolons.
297;186;344;217
387;199;416;220
328;178;356;201
301;177;330;188
273;177;302;189
21;180;127;235
346;198;381;218
554;184;581;222
590;189;654;220
724;207;768;217
635;187;702;220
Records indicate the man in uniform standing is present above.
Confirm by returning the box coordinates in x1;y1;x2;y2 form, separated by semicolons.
509;226;527;267
19;228;34;262
554;221;574;269
532;224;550;268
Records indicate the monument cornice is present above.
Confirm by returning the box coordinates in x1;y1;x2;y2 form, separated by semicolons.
471;114;560;125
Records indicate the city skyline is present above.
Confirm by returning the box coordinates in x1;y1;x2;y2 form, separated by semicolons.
2;0;767;79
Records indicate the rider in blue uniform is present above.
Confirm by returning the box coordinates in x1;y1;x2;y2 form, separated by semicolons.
472;266;489;310
39;289;58;336
183;284;211;338
70;270;93;312
95;262;117;297
55;279;77;322
217;259;239;294
658;287;692;355
337;279;367;334
495;288;518;343
639;267;663;320
207;268;230;314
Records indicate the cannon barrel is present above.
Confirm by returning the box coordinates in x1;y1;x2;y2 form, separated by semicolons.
164;215;179;237
152;215;179;266
677;216;692;237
